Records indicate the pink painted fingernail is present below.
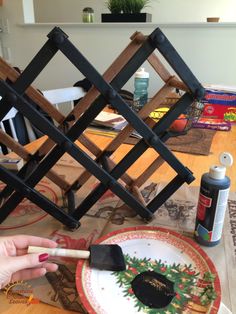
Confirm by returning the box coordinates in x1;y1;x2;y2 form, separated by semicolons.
39;253;49;262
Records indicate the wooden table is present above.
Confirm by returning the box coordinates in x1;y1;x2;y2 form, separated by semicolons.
0;127;235;313
18;127;236;190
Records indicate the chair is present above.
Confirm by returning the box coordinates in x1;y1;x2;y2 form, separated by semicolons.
0;87;86;152
0;103;19;154
0;107;18;141
42;86;86;114
24;86;86;141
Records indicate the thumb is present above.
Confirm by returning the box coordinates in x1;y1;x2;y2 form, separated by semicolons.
6;253;49;273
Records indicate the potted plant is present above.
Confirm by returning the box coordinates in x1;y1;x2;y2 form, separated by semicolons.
102;0;152;23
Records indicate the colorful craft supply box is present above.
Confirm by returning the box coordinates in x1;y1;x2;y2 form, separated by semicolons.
202;88;236;124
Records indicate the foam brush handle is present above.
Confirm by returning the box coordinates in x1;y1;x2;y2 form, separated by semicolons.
28;246;90;259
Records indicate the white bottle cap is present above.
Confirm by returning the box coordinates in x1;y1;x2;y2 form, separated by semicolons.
135;68;149;79
209;152;233;180
209;165;226;180
219;152;233;167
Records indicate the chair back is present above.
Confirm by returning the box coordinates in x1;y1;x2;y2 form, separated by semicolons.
0;87;86;154
42;86;86;113
0;101;19;154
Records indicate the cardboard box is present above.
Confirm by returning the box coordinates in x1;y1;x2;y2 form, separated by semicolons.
202;87;236;124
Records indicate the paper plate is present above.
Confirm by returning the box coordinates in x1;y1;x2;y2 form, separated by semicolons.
76;226;221;314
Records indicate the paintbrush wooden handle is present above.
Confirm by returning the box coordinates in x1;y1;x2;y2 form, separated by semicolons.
28;246;90;259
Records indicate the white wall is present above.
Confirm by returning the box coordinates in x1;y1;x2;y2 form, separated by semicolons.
0;0;236;97
33;0;106;23
33;0;236;23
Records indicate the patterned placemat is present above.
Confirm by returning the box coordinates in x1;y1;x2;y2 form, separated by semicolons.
101;128;216;156
166;128;216;155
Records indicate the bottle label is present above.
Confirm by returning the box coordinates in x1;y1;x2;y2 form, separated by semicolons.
197;193;212;220
212;188;229;241
133;77;149;111
133;94;148;111
195;187;229;243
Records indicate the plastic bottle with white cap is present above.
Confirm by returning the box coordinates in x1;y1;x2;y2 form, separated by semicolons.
194;152;233;246
133;68;149;111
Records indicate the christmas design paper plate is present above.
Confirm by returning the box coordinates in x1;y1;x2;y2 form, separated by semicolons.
76;226;221;314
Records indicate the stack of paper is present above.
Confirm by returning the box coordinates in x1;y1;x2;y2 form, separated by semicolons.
91;111;127;130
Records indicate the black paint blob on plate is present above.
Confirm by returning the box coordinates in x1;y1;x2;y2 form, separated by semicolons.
131;271;176;309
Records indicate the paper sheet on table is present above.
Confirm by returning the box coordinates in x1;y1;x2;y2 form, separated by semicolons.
219;302;232;314
1;174;235;313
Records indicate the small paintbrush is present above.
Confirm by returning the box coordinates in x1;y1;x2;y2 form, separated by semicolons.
28;244;126;271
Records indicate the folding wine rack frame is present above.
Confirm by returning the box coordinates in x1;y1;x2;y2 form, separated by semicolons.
0;27;205;229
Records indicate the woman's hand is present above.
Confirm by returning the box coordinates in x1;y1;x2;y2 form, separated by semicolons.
0;235;58;289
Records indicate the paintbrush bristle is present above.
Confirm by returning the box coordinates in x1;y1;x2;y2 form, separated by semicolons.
89;244;126;271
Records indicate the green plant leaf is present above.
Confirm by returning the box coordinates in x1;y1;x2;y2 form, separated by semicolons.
106;0;122;14
106;0;151;14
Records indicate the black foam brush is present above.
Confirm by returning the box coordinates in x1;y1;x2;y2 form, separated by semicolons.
28;244;126;271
